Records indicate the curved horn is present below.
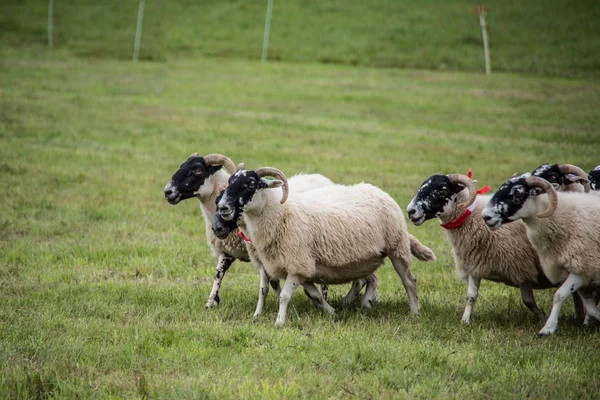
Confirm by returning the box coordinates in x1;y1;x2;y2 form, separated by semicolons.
559;164;590;193
525;176;558;218
255;167;289;204
202;154;237;175
447;174;477;209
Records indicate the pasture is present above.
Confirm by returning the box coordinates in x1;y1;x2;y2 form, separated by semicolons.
2;47;600;398
2;1;600;396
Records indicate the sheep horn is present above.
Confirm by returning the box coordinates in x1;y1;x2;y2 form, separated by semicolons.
447;174;478;209
255;167;289;204
558;164;590;193
237;162;245;171
202;154;237;175
525;176;558;218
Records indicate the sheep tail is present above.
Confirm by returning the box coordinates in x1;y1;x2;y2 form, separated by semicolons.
408;234;436;261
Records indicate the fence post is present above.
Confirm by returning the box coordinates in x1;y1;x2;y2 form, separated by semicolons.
261;0;274;62
133;0;145;62
477;4;491;75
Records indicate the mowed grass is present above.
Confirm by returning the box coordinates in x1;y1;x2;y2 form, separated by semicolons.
2;0;600;77
1;46;600;398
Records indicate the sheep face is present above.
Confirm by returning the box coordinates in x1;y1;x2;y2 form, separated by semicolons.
406;174;467;225
532;163;587;192
482;176;545;230
215;169;283;229
212;191;240;239
589;166;600;191
164;153;223;205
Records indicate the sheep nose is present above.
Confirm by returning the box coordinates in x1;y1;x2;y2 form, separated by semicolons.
218;204;233;214
164;189;173;196
482;214;492;223
407;208;416;217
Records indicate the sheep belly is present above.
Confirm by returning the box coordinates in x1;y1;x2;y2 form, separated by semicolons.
307;257;385;284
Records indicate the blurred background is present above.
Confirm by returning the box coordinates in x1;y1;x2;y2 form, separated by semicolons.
2;0;599;76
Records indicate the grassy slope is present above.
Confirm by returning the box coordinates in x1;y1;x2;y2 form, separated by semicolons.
2;0;600;77
1;46;600;398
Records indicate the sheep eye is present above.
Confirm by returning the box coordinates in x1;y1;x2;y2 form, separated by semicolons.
246;180;256;189
510;187;525;199
193;168;204;176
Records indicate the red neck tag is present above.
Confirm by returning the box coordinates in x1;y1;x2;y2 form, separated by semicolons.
467;168;491;194
440;208;473;229
237;231;252;243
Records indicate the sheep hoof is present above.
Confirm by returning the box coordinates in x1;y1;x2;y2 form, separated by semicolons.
461;318;471;324
205;297;220;309
537;328;554;337
274;320;285;328
360;299;373;309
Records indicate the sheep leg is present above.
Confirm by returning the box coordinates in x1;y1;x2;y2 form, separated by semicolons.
577;287;600;325
361;274;378;309
269;279;281;298
341;279;366;306
538;273;589;336
205;255;235;308
253;267;271;318
320;284;329;302
519;283;545;321
461;275;481;324
302;283;335;314
275;274;301;327
389;255;420;314
572;292;585;323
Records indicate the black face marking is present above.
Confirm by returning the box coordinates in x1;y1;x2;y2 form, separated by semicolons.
212;170;268;238
589;167;600;191
407;174;466;223
532;164;563;186
164;155;223;204
485;176;542;224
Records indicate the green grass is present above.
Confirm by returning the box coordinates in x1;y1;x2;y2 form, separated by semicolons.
1;44;600;398
2;0;600;77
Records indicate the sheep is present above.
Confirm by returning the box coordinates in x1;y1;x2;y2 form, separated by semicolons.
532;163;590;193
531;163;596;319
482;175;600;335
211;166;376;318
163;154;335;309
406;172;558;324
588;166;600;191
213;166;436;326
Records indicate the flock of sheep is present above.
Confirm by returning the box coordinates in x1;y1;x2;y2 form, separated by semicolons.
164;154;600;335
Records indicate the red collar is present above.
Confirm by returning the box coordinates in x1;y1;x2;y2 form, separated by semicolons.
440;208;474;229
440;169;491;230
237;230;252;243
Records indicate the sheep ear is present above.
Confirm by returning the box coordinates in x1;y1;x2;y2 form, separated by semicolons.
237;162;245;171
262;179;283;189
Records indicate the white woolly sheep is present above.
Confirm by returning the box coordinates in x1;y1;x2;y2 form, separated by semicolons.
164;154;336;308
213;166;436;326
482;175;600;335
406;173;559;324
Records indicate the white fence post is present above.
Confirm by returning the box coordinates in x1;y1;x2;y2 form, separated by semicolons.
48;0;54;48
133;0;145;62
261;0;274;62
477;4;491;75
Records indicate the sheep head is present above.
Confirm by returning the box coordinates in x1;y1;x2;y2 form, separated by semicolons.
164;153;236;205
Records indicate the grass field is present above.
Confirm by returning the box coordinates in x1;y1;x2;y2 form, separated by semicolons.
1;42;600;398
2;0;600;77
